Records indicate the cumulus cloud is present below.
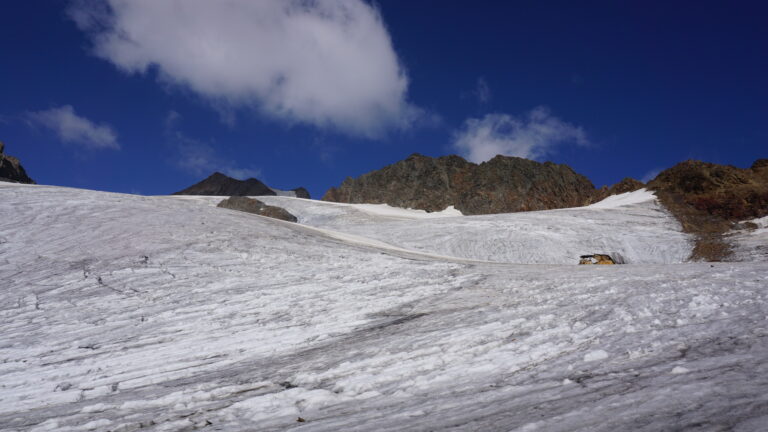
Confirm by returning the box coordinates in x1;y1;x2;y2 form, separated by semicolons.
69;0;417;137
452;107;588;163
26;105;119;150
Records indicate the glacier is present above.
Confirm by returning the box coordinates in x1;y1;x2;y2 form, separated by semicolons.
1;183;767;431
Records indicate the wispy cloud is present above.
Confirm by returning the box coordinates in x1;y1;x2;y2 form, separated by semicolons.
452;107;588;163
165;111;260;180
641;167;663;183
69;0;420;138
473;77;491;104
460;77;491;105
26;105;119;150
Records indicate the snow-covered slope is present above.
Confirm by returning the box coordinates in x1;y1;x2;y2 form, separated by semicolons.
253;189;691;264
728;216;768;261
2;183;767;431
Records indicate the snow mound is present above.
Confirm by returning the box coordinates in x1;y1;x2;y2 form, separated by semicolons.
351;203;463;219
587;188;656;209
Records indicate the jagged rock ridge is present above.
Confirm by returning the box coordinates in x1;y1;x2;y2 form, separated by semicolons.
323;153;637;215
0;141;35;184
174;172;310;198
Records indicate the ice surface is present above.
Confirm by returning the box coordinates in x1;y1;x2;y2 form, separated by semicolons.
267;188;297;197
727;216;768;262
2;183;767;431
585;189;656;209
250;191;692;264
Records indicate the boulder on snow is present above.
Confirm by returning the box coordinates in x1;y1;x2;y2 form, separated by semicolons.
217;196;297;222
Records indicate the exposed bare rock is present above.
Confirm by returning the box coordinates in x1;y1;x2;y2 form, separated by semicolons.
323;153;597;215
751;158;768;171
648;159;768;261
174;172;310;198
217;196;297;222
290;187;311;199
0;141;35;184
592;177;646;203
607;177;645;195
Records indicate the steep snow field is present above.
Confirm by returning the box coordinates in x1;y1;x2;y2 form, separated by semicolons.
2;183;767;431
728;216;768;262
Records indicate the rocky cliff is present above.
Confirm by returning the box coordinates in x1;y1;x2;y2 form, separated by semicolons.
174;172;310;198
0;141;35;184
323;153;607;215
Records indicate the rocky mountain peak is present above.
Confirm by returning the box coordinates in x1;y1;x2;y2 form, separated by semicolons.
322;153;599;215
174;172;310;198
0;141;35;184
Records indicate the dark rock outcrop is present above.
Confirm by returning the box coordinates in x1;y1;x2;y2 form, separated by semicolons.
174;172;310;198
606;177;645;195
323;153;599;215
0;141;35;184
648;159;768;261
592;177;646;203
291;187;311;199
216;196;297;222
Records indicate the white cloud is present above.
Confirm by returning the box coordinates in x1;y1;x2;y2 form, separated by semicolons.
26;105;119;150
69;0;416;137
452;107;589;163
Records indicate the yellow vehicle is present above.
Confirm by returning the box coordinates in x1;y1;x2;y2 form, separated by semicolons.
579;253;625;265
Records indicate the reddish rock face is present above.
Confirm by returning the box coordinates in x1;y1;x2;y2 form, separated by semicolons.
322;153;601;215
0;141;35;184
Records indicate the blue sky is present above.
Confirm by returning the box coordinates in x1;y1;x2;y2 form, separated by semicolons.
1;1;766;198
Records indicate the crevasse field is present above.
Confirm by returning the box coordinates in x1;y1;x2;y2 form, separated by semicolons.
1;183;767;431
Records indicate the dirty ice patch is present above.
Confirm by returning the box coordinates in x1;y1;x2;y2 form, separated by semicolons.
351;203;464;219
269;188;298;197
220;387;358;425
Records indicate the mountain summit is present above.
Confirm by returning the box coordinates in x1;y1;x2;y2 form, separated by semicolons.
0;141;35;184
322;153;624;215
174;172;310;198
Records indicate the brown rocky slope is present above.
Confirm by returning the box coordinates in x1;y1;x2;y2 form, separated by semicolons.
648;159;768;261
323;153;642;215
